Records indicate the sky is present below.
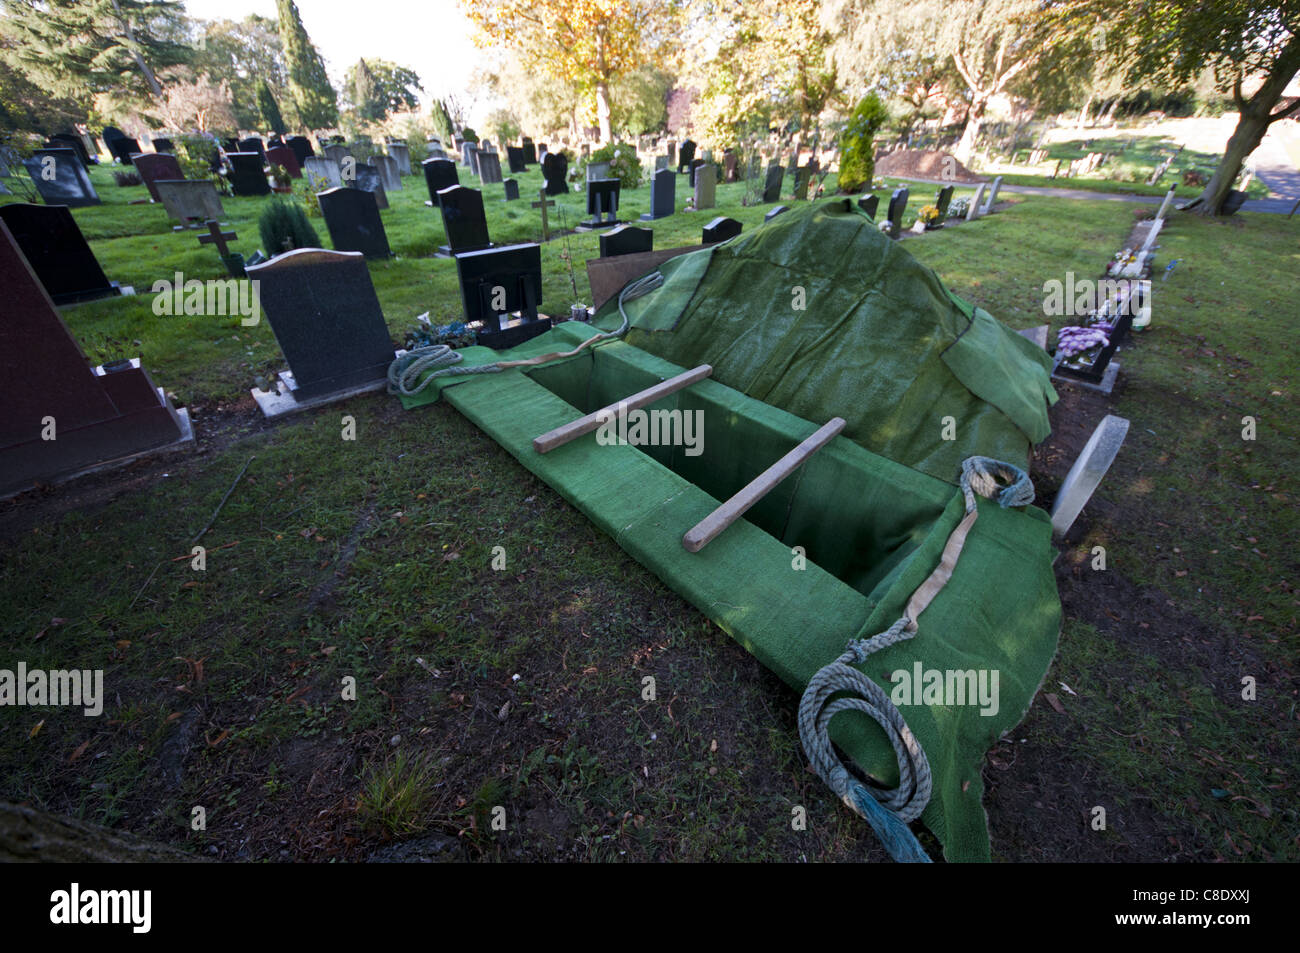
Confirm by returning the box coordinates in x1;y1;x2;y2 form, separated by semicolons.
182;0;485;108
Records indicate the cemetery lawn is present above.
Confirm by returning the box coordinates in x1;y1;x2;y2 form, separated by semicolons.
0;167;1295;862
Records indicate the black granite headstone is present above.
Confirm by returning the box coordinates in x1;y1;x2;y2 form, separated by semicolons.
351;163;389;210
477;150;503;185
521;138;536;165
582;178;621;228
436;185;492;257
0;204;120;305
25;149;101;208
455;243;549;349
245;248;396;400
935;185;954;220
764;205;790;222
133;152;184;202
762;165;784;203
640;167;675;221
887;187;909;240
238;137;266;157
286;135;315;165
423;157;460;206
0;220;184;495
599;224;654;258
858;194;880;219
542;152;569;196
503;178;520;201
151;137;174;153
506;146;526;175
702;217;742;245
677;139;697;174
227;152;270;196
689;158;705;188
47;134;90;167
318;187;390;260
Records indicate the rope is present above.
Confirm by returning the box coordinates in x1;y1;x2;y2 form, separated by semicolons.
386;271;665;397
797;455;1033;863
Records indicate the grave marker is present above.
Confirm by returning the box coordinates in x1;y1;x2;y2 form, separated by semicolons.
350;163;389;210
858;194;879;218
887;187;909;239
677;139;696;174
386;141;411;175
506;146;527;174
694;163;716;210
503;178;520;201
542;152;569;195
0;203;122;305
156;179;225;227
981;176;1002;214
966;184;986;221
303;156;343;190
266;145;303;179
24;149;101;208
702;217;742;245
581;178;621;229
762;166;784;203
371;154;402;191
227;152;270;196
436;185;493;257
477;150;503;185
422;157;459;206
455;243;550;350
132;152;184;202
318;187;390;259
640;167;675;221
286;135;315;165
599;224;653;258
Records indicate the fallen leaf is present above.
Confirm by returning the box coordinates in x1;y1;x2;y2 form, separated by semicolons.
166;711;182;721
321;645;337;656
29;719;44;738
69;740;91;763
1045;693;1066;714
442;551;460;562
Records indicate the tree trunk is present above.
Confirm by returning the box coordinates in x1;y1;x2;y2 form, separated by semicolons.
953;95;988;164
109;0;163;99
1187;110;1270;215
595;81;612;144
1077;91;1094;128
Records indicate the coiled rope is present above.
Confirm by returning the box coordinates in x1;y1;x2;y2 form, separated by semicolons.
797;456;1033;863
387;271;665;397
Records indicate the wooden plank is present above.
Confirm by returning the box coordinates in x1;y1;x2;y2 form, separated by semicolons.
585;245;706;310
682;417;846;553
532;364;713;454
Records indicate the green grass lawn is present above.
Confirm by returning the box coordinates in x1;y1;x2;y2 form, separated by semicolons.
0;155;1294;861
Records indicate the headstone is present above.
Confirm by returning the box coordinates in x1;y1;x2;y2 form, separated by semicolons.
477;150;503;185
245;248;397;412
227;152;270;196
1154;185;1177;223
640;167;675;221
599;224;653;258
0;220;187;495
461;142;478;171
24;149;101;207
131;152;184;202
506;146;526;175
286;135;315;165
702;217;742;245
108;137;141;165
455;244;549;350
582;178;621;228
155;179;225;226
723;150;738;183
322;143;351;167
318;187;390;260
688;158;704;187
858;194;879;219
1049;415;1130;536
793;165;812;201
762;165;784;203
587;160;612;182
238;137;266;157
764;205;790;222
503;178;520;202
386;141;411;176
981;176;1003;214
303;156;343;190
371;154;402;192
350;163;389;210
694;163;716;210
436;185;492;257
422;157;459;205
266;145;303;179
47;134;91;167
935;185;954;219
542;152;569;196
677;139;696;174
655;155;669;172
887;187;909;239
521;138;536;165
966;184;986;221
537;143;548;161
0;204;120;305
151;137;174;153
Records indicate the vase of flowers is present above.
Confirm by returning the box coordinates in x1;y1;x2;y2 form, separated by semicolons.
918;204;943;229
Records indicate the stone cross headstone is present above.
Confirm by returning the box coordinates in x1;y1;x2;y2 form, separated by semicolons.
640;167;675;221
303;156;343;190
477;150;503;185
422;157;459;206
245;248;397;407
981;176;1002;214
350;163;389;210
318;187;390;259
542;152;569;196
702;217;742;244
858;194;880;219
436;185;492;256
371;154;402;192
156;179;225;227
0;203;120;305
24;149;101;208
197;219;237;260
0;220;185;495
762;165;784;203
266;145;303;179
694;163;717;210
286;136;315;165
966;184;986;221
503;178;520;201
887;187;909;239
386;142;411;176
599;224;653;258
227;152;270;196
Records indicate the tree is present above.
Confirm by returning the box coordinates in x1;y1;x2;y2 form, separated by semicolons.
1052;0;1300;216
0;0;192;106
0;55;87;134
275;0;337;131
345;59;421;121
460;0;679;143
195;15;292;130
611;65;671;136
257;78;286;134
156;71;237;133
348;58;384;122
838;92;889;192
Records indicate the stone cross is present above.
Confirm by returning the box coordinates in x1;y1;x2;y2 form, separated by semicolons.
198;220;237;257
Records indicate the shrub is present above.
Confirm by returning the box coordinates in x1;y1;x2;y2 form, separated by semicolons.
460;127;479;143
176;133;221;180
112;170;142;187
838;93;889;194
258;199;321;257
578;141;644;190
